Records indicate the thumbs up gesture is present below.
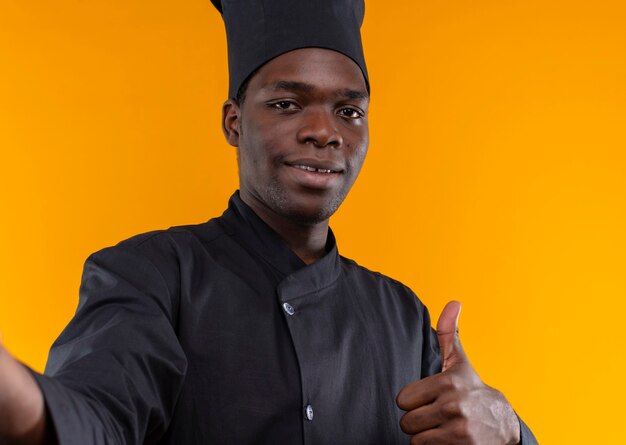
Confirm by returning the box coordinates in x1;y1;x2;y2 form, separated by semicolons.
396;301;521;445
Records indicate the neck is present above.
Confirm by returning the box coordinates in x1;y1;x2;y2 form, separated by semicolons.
240;192;329;265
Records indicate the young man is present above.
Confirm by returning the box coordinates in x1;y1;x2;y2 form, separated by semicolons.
0;1;536;443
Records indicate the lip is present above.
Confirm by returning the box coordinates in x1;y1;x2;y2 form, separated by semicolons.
284;158;344;173
283;159;343;190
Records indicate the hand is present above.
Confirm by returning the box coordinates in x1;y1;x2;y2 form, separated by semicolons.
396;301;521;445
0;336;51;445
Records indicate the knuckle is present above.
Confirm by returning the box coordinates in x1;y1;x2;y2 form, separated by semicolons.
441;374;456;391
440;400;462;418
452;418;470;440
420;436;437;445
448;373;467;391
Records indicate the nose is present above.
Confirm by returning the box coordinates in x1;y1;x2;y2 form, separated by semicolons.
296;108;343;148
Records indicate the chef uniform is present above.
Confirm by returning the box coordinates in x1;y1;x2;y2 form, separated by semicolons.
31;1;537;443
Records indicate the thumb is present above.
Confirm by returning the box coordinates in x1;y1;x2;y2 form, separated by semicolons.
436;300;467;371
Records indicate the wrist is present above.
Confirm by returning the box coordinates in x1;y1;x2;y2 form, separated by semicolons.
503;404;521;445
0;348;49;444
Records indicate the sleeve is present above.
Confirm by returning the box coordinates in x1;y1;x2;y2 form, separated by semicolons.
30;241;188;445
419;305;442;378
517;415;538;444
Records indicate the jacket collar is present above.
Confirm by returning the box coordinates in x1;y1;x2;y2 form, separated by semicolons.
219;191;342;294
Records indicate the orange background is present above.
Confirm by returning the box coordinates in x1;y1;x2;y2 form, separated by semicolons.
1;1;625;443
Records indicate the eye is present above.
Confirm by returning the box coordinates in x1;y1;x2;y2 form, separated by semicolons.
270;100;299;110
338;107;363;119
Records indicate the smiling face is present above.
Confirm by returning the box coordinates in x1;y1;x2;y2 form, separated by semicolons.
222;48;370;226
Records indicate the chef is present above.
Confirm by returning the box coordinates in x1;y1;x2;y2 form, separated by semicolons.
0;1;536;443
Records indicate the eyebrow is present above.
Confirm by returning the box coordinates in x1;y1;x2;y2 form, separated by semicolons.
338;88;368;100
265;80;369;100
268;80;314;93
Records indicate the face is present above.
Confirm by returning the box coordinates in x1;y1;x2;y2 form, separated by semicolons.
222;48;370;225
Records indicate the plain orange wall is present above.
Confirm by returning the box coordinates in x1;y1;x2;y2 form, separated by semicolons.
1;1;625;443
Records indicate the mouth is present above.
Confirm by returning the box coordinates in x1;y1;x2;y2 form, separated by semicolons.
283;159;343;189
289;164;339;174
285;159;343;175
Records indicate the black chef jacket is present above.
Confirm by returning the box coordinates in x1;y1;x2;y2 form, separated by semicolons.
32;192;537;444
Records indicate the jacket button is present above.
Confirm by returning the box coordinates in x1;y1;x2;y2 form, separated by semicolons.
304;404;314;421
282;302;295;316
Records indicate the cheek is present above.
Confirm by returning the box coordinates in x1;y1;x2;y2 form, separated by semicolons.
244;122;286;160
347;140;368;168
354;149;368;174
345;125;369;154
239;130;268;167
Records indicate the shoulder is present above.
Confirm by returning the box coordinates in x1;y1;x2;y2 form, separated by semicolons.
339;255;427;310
85;215;232;266
84;218;227;289
75;219;230;315
114;218;227;253
339;255;417;295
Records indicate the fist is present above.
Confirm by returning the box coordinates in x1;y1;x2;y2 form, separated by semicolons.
395;301;520;445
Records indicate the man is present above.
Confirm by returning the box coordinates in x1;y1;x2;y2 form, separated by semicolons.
0;1;536;443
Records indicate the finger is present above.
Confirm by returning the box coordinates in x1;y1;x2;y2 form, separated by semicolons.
409;420;466;445
436;300;467;371
399;402;442;435
396;372;450;411
409;427;443;445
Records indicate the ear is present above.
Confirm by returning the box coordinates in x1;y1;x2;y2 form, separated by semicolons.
222;99;241;147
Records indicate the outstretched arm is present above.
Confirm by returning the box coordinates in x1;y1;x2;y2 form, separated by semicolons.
2;236;187;445
0;342;55;445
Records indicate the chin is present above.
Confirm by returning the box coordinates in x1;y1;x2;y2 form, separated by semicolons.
276;192;346;225
283;207;334;225
262;177;352;225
